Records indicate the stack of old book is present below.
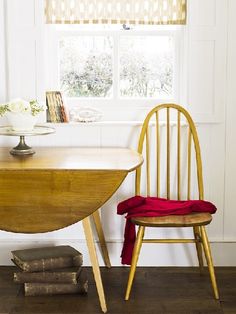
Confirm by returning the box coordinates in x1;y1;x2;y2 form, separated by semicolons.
12;245;88;296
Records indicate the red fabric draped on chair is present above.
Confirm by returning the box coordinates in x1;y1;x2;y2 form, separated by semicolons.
118;195;217;265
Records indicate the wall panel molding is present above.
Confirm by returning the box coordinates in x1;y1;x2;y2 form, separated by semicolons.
186;0;227;122
0;239;235;266
0;0;7;102
6;0;38;99
224;0;236;240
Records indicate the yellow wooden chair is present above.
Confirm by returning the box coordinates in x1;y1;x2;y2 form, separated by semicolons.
125;104;219;301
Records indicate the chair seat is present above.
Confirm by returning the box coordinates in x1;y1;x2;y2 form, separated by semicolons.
131;212;212;227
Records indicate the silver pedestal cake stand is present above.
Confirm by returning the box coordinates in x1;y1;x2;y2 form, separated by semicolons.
0;125;55;155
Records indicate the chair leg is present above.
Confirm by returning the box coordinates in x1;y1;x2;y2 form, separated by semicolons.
91;211;111;268
200;225;219;300
125;226;145;301
193;226;204;273
83;217;107;313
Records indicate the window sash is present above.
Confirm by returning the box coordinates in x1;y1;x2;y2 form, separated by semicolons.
45;27;181;105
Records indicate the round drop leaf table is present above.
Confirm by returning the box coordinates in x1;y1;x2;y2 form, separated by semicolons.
0;147;143;313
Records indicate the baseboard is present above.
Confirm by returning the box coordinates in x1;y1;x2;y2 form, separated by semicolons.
0;239;236;266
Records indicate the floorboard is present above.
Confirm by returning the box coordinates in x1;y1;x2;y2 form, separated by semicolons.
0;267;235;314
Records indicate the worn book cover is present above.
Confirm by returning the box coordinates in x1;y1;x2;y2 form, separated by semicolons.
14;266;83;284
11;246;83;272
24;269;88;296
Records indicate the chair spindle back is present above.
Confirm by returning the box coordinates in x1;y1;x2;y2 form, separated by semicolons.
135;104;204;201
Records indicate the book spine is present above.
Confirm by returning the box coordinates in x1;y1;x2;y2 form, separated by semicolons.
55;92;63;122
46;92;58;122
46;95;52;122
14;255;83;272
24;282;88;296
60;104;69;122
14;271;79;284
57;92;69;122
73;255;83;266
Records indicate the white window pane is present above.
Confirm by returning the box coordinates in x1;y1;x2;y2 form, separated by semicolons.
59;36;113;97
119;36;174;98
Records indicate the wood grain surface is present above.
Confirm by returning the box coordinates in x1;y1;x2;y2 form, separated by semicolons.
0;147;143;233
0;266;234;314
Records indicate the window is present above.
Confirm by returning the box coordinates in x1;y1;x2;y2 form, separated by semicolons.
60;36;113;98
45;25;183;108
119;36;174;98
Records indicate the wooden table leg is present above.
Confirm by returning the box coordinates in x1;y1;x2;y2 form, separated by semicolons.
92;211;111;268
82;216;107;313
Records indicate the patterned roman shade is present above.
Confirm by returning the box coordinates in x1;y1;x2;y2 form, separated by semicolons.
45;0;187;25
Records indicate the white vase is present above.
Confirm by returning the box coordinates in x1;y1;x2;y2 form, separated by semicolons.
6;112;38;131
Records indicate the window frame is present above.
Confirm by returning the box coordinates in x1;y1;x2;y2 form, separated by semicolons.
45;25;184;111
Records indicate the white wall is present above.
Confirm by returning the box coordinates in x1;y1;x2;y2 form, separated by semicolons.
0;0;7;102
0;0;235;266
224;0;236;241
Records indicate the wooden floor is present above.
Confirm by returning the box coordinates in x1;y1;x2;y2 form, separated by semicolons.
0;266;235;314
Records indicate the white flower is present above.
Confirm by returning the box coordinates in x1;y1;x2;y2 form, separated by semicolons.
7;98;31;114
0;98;44;117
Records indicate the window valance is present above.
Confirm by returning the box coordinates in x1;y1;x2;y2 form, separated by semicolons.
45;0;187;25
